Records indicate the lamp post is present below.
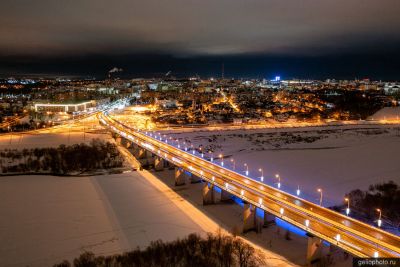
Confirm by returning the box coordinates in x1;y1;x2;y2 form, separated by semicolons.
244;163;249;176
344;197;350;216
377;209;382;227
230;158;235;170
296;185;301;196
275;174;281;188
219;154;224;166
258;168;264;182
317;188;323;206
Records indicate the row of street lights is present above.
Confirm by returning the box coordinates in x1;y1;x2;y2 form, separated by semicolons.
154;133;385;229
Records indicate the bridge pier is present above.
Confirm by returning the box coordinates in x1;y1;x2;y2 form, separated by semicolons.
135;148;153;159
120;138;131;148
220;189;233;202
154;157;164;171
125;140;132;149
263;210;276;227
136;148;147;159
115;136;122;145
243;202;262;233
190;173;202;184
174;167;187;186
202;183;215;205
306;235;323;266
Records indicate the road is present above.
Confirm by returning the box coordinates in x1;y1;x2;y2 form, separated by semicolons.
100;112;400;258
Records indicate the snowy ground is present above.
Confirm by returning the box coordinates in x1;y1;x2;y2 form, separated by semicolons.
368;107;400;121
163;125;400;208
0;173;207;267
146;168;352;267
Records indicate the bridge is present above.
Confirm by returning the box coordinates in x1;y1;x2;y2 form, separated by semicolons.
99;111;400;263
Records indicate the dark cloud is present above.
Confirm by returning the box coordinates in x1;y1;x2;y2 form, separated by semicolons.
1;1;399;79
1;0;399;56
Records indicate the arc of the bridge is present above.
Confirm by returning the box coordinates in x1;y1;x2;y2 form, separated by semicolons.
99;112;400;258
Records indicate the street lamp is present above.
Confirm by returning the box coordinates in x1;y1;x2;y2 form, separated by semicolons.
258;168;264;182
244;163;249;176
230;158;236;170
275;174;281;188
344;197;350;216
376;209;382;227
210;152;214;162
219;154;224;166
317;188;323;206
296;185;301;196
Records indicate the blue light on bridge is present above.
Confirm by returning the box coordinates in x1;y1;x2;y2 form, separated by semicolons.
213;185;222;193
230;195;308;238
275;218;307;237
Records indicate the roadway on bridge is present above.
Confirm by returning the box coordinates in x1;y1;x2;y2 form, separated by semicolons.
100;112;400;258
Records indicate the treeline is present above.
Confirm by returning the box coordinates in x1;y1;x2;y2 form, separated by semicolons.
54;232;265;267
0;139;124;175
346;181;400;225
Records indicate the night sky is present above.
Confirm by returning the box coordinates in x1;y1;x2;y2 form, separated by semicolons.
1;0;400;80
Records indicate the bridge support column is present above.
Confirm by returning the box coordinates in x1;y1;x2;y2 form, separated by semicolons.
174;167;187;186
220;189;233;202
125;140;132;149
263;210;275;227
115;136;122;145
307;235;323;265
121;138;131;148
190;173;202;184
132;143;139;150
243;202;262;233
136;148;147;159
202;183;215;205
154;157;164;171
